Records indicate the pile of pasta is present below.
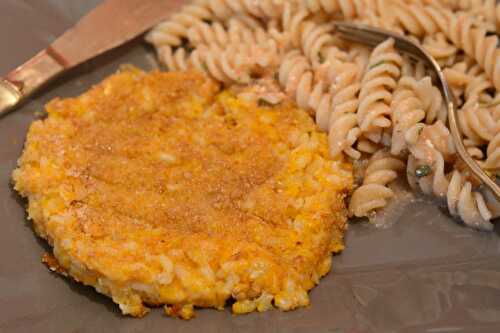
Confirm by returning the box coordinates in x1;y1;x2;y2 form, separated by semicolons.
147;0;500;231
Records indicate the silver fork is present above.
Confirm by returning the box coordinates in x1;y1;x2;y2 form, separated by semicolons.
334;21;500;201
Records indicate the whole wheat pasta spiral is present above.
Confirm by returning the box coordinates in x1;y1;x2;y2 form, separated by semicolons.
422;33;458;67
278;50;331;115
392;2;449;37
390;76;427;156
405;121;455;195
448;170;495;230
195;0;286;21
302;0;396;21
301;0;365;18
407;147;449;197
469;0;498;32
145;4;213;47
404;121;494;230
186;19;270;47
280;2;311;47
407;121;456;159
348;44;371;80
279;49;363;159
357;38;403;143
439;0;499;32
443;59;494;105
407;152;494;230
158;43;280;84
357;0;402;32
299;21;337;66
396;73;446;125
400;56;427;80
446;12;500;90
349;150;406;217
444;59;500;162
392;3;500;90
463;73;492;102
147;0;287;49
316;59;363;159
362;16;404;35
443;63;470;103
458;97;498;149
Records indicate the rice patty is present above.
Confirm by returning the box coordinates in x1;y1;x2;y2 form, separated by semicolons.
12;69;352;318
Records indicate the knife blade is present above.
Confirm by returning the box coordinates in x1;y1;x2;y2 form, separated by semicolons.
0;0;184;117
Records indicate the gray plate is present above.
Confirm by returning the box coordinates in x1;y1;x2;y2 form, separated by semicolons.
1;1;500;332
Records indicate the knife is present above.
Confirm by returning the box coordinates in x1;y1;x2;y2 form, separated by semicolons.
0;0;183;117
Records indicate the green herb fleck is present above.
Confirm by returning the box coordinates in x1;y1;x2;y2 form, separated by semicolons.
369;60;385;69
201;63;208;71
258;98;274;107
415;165;432;178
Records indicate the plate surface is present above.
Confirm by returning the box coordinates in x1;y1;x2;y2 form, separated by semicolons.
1;1;500;332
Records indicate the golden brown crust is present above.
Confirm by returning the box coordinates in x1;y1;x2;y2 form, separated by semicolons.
42;253;68;276
13;68;352;317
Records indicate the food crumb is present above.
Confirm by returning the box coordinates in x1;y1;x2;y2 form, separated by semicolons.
165;304;195;320
41;253;67;276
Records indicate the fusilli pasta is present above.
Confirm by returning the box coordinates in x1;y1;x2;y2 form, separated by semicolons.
422;32;458;67
406;122;494;230
458;96;497;147
390;76;427;156
300;21;337;66
446;12;500;90
357;38;402;143
316;58;363;159
145;3;212;47
278;50;326;113
158;42;280;84
301;0;365;18
186;19;268;47
439;0;500;32
349;150;406;217
198;0;286;21
391;2;500;90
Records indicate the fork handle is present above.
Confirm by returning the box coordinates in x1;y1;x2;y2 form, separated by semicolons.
0;48;65;117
